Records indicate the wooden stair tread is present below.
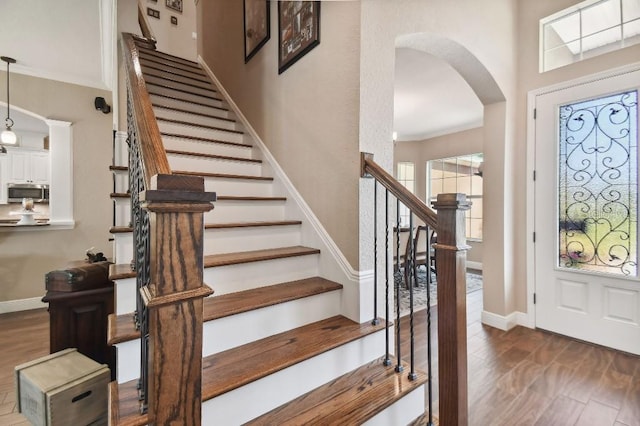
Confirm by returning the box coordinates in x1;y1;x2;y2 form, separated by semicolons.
109;381;149;426
158;118;243;134
136;45;200;67
204;245;319;268
109;165;128;172
164;149;257;162
110;193;283;200
154;105;234;122
148;91;221;108
138;52;205;74
173;170;273;181
247;357;427;425
109;220;302;234
140;62;212;84
111;316;385;424
108;277;342;345
145;81;221;101
143;72;215;92
200;316;386;400
109;245;319;280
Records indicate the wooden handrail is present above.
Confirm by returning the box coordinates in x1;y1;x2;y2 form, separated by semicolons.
137;1;157;47
361;152;437;229
121;33;171;186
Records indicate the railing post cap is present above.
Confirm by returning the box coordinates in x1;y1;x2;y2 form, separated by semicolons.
432;193;471;210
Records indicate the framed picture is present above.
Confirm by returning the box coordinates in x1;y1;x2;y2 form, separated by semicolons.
278;1;320;74
147;7;160;19
244;0;270;63
171;16;178;25
166;0;182;13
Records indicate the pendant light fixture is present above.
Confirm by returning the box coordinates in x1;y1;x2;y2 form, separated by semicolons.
1;56;17;146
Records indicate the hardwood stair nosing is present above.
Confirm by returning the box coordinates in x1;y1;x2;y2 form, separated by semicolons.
164;149;259;163
158;117;243;135
140;62;212;84
110;193;283;201
110;220;302;235
173;170;274;181
109;165;128;172
161;132;250;148
246;357;427;425
137;50;203;72
148;91;223;109
109;381;149;426
108;277;343;345
145;81;221;101
138;56;207;79
109;245;320;280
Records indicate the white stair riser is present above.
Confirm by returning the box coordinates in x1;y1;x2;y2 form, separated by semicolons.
205;201;286;223
113;199;130;228
162;135;253;159
203;178;274;197
112;224;302;265
155;108;239;131
111;199;286;225
364;387;426;426
115;277;136;315
114;254;318;314
158;121;244;144
167;154;262;176
205;254;319;296
113;172;128;194
147;86;223;107
115;291;342;383
149;95;230;118
144;75;217;98
201;330;386;425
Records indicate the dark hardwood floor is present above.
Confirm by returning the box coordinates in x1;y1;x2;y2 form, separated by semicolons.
1;287;638;425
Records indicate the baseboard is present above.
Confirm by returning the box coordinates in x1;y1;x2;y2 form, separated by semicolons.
0;297;48;314
481;310;531;331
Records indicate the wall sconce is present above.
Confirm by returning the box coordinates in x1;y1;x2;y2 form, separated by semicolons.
94;97;111;114
1;56;17;146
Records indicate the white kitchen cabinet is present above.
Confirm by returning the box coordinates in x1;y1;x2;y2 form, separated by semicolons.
7;150;49;184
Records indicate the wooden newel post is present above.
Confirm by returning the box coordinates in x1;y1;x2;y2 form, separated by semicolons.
433;193;470;426
141;174;216;425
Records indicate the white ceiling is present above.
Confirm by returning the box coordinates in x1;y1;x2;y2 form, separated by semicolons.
0;0;112;90
393;48;484;142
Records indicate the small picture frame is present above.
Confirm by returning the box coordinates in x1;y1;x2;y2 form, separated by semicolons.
166;0;183;13
147;7;160;19
244;0;270;63
171;16;178;25
278;1;320;74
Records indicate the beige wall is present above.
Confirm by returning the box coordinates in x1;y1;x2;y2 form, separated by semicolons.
199;1;362;269
359;0;518;317
514;0;640;312
0;73;113;303
394;127;484;265
140;0;197;61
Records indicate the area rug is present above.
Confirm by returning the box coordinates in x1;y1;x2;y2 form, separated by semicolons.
395;267;483;317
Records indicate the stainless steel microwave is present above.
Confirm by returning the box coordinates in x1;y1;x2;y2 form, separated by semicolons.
7;183;49;203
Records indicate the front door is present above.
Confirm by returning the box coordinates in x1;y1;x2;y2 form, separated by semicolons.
534;69;640;355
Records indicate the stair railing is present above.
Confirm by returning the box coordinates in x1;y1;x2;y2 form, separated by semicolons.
137;0;157;48
361;152;470;426
121;32;215;425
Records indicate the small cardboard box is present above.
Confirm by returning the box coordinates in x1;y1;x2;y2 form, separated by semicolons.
15;348;110;426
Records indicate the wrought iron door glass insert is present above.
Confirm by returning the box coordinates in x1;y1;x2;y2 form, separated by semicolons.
558;90;638;276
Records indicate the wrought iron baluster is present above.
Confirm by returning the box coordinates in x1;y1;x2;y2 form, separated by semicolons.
408;215;417;381
395;199;403;374
372;181;379;326
383;189;391;366
426;224;434;425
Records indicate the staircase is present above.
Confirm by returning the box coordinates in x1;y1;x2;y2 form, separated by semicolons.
108;35;428;425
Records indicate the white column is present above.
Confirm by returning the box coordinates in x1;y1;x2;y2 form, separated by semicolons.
45;119;74;227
